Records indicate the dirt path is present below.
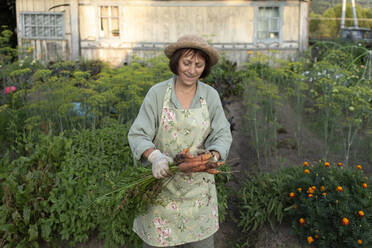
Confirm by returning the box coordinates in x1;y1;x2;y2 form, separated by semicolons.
214;96;303;248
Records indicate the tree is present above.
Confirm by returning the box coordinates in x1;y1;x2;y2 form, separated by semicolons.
310;4;372;39
0;0;16;47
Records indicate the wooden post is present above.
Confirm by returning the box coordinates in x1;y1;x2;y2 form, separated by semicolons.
70;0;80;60
299;0;309;52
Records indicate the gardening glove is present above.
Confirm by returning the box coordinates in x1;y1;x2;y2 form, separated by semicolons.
148;149;173;179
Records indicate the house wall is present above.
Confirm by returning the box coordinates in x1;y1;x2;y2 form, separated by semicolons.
16;0;72;60
16;0;309;66
79;0;307;66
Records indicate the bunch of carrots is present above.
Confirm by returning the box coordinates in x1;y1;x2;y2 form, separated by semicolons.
96;148;226;216
174;147;225;174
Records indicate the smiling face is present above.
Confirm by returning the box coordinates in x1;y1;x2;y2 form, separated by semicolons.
176;50;206;87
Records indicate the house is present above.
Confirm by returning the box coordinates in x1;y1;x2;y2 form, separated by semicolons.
16;0;310;66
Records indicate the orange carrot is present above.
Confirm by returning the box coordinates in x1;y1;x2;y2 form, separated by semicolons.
184;153;212;162
178;160;209;172
190;164;208;172
206;169;220;174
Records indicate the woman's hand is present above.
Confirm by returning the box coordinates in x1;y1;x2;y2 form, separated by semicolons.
148;150;173;179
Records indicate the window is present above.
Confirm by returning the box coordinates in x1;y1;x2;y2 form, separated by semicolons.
256;7;280;41
21;12;64;39
99;6;120;38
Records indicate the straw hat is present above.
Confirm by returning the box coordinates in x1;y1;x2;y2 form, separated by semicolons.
164;35;219;66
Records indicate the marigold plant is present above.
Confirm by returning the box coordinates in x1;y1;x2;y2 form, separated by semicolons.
237;161;372;248
286;161;372;247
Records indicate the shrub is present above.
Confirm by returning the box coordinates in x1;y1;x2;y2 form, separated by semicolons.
204;56;245;100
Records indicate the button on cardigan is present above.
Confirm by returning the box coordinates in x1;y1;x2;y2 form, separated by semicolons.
128;77;232;161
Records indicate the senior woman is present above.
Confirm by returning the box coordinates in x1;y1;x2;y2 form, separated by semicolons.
128;35;232;248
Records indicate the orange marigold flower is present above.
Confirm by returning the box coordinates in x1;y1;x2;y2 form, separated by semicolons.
324;162;330;167
289;192;296;198
314;234;319;239
312;186;316;190
358;211;364;217
322;192;327;197
299;218;305;226
297;187;302;192
341;217;349;226
357;239;363;245
336;186;343;192
308;193;313;198
356;165;362;170
320;186;325;191
303;161;309;167
307;236;314;244
362;183;368;188
307;187;315;194
304;169;310;174
337;162;343;167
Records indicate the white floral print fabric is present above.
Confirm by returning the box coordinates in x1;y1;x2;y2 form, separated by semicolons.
133;81;219;247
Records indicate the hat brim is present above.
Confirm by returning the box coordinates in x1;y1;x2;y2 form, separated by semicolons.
164;41;219;66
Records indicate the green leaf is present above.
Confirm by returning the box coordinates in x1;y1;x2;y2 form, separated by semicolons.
28;224;38;241
22;207;30;225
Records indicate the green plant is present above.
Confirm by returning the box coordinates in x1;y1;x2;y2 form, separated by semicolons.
204;56;245;100
237;168;294;234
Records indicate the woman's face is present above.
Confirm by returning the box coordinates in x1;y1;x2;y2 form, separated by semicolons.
177;51;206;86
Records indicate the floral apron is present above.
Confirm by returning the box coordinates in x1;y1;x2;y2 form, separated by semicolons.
133;80;219;247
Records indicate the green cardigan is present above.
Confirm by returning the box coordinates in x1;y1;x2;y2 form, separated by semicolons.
128;76;232;161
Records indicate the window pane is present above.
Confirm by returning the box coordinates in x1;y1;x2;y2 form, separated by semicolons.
258;7;265;17
269;32;279;39
32;27;37;37
25;26;32;37
56;15;63;26
24;14;31;26
50;27;55;37
264;8;271;18
44;15;50;26
36;15;43;26
100;18;109;37
56;26;63;37
111;18;119;37
270;18;279;31
258;19;268;32
22;13;64;38
37;27;43;37
101;6;109;17
50;15;55;25
31;15;36;25
45;27;51;37
111;6;119;17
272;8;279;17
257;6;280;40
258;31;267;39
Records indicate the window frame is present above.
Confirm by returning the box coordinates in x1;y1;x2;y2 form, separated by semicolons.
20;12;65;40
98;5;120;39
254;5;283;44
